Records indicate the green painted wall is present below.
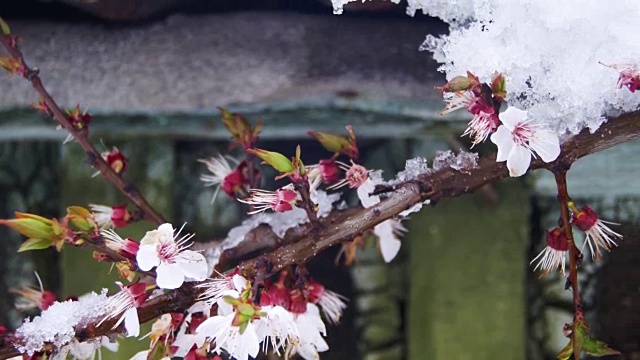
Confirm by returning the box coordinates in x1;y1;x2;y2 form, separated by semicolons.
408;181;528;360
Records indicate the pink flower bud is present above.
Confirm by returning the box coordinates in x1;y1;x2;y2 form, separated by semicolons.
110;204;131;228
120;281;149;308
103;148;128;175
318;159;340;184
221;165;248;197
305;279;326;304
40;290;56;311
571;205;598;232
122;238;139;258
545;228;568;251
259;272;290;309
288;289;307;314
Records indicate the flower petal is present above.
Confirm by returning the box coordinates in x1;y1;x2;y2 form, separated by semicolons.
490;125;514;162
232;274;249;292
156;263;186;289
374;221;402;263
124;307;140;337
498;107;527;130
101;336;119;352
136;245;160;271
158;223;175;241
196;314;229;336
506;145;531;177
357;179;380;208
243;323;261;359
177;250;208;281
529;130;560;163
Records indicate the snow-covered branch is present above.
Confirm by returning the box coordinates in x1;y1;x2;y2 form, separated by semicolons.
1;108;638;360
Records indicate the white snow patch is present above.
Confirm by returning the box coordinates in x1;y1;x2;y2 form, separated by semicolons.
332;0;640;135
421;0;640;135
204;190;341;269
14;290;109;355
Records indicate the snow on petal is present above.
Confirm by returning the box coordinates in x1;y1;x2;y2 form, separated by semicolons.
506;145;531;177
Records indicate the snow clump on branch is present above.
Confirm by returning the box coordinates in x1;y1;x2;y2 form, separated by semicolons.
333;0;640;135
14;290;109;356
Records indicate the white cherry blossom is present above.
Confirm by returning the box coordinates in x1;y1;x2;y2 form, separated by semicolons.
285;304;329;360
136;223;208;289
255;305;299;354
490;107;560;177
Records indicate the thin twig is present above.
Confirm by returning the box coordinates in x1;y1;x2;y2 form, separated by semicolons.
554;170;583;359
0;35;166;226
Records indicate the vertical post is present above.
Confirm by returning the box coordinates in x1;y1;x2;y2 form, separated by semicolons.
408;181;528;360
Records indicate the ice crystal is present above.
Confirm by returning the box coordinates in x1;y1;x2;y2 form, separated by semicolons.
428;150;481;173
392;157;431;185
449;151;479;174
14;290;109;355
432;150;455;171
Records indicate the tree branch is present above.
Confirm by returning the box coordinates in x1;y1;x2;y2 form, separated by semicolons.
0;36;166;226
2;109;636;359
555;170;583;359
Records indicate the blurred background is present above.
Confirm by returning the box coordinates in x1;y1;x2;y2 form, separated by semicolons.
0;1;639;359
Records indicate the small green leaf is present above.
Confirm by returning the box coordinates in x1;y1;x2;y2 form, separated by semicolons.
18;238;53;252
0;17;10;35
223;295;240;306
491;72;507;99
237;303;255;317
556;341;573;360
307;131;351;154
247;149;293;173
575;324;621;357
67;216;94;232
67;206;91;217
15;211;53;224
238;319;248;334
0;217;54;240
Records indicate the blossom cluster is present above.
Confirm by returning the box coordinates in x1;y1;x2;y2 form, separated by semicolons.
437;72;560;177
191;273;346;360
531;203;623;276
